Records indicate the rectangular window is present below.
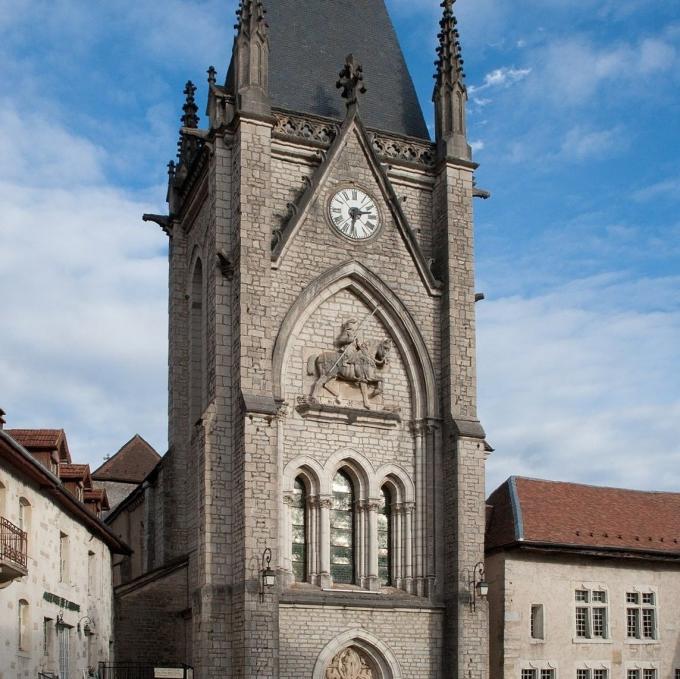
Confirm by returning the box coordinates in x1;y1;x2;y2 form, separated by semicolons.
626;591;657;640
43;618;52;657
18;600;29;651
577;670;590;679
642;670;656;679
628;671;640;679
574;587;608;639
87;550;96;594
675;670;680;679
593;671;608;679
59;532;69;584
531;604;544;640
540;671;554;679
521;670;537;679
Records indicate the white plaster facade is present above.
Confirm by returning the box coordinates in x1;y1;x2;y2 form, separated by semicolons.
0;440;122;679
487;550;680;679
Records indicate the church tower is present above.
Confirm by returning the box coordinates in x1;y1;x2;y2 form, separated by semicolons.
121;0;490;676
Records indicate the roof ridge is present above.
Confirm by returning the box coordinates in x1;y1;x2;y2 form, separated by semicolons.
513;475;680;496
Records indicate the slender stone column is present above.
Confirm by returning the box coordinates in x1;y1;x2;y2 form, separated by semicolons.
367;499;381;591
356;501;366;587
394;503;403;588
410;420;426;596
404;501;415;593
308;496;319;584
318;496;332;588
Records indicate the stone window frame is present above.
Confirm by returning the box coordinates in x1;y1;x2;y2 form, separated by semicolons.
575;663;610;679
625;587;659;643
572;582;610;643
519;661;557;679
530;603;545;642
625;663;658;679
281;451;415;593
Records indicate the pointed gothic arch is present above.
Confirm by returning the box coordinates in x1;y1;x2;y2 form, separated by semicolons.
272;260;438;420
312;629;402;679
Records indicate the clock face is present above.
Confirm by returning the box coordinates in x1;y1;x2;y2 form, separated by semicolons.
328;188;380;241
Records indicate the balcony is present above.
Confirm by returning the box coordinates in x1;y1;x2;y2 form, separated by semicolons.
0;516;28;583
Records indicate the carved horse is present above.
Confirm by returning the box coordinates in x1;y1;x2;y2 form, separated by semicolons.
307;339;392;410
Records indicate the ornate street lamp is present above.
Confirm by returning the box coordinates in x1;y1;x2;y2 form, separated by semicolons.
469;561;489;611
259;547;276;602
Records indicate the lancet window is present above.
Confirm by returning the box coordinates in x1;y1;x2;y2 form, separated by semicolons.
378;486;391;586
291;477;307;582
330;471;355;584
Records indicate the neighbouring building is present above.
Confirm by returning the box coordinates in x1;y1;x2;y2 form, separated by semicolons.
113;0;492;677
0;424;130;679
485;476;680;679
92;434;161;515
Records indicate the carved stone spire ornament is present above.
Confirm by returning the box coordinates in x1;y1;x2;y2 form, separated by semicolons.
336;54;367;109
232;0;271;115
433;0;471;160
176;81;201;166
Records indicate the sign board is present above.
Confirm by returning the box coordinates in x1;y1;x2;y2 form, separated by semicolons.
154;669;185;679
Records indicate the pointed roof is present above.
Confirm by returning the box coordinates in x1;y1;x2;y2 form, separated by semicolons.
487;476;680;558
228;0;429;140
92;434;161;484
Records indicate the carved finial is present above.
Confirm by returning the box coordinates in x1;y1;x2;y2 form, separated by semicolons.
233;0;270;114
167;160;176;181
336;54;367;108
235;0;268;38
207;65;217;86
181;81;199;129
433;0;471;159
435;0;465;90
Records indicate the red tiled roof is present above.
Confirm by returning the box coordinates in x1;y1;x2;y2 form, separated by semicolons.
486;477;680;557
92;434;160;483
84;488;110;510
6;428;71;462
59;463;92;486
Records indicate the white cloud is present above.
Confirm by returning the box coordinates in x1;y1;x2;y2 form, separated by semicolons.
559;125;627;161
633;176;680;203
471;140;485;153
479;274;680;494
469;67;532;95
533;36;677;104
0;104;169;468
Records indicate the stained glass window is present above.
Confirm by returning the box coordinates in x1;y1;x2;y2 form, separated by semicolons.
331;471;354;584
291;477;306;582
378;486;391;586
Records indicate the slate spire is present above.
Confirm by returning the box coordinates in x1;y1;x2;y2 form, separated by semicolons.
232;0;271;115
433;0;471;160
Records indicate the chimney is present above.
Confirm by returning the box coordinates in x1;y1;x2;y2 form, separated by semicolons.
0;408;5;429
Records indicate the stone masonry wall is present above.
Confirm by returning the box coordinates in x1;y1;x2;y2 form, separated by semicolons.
279;604;444;678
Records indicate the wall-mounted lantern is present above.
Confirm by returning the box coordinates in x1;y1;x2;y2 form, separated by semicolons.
259;547;276;602
469;561;488;611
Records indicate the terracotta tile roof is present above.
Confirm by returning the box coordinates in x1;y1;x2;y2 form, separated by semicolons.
486;476;680;557
6;428;71;462
84;488;110;510
91;434;160;483
59;463;92;486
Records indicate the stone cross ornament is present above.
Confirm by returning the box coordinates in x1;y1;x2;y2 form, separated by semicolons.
336;54;367;107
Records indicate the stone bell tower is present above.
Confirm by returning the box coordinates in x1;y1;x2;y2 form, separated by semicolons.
119;0;490;677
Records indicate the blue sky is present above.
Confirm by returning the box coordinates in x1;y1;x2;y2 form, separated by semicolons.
0;0;678;493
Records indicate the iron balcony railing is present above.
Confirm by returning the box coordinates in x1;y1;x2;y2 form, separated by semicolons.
0;516;28;569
